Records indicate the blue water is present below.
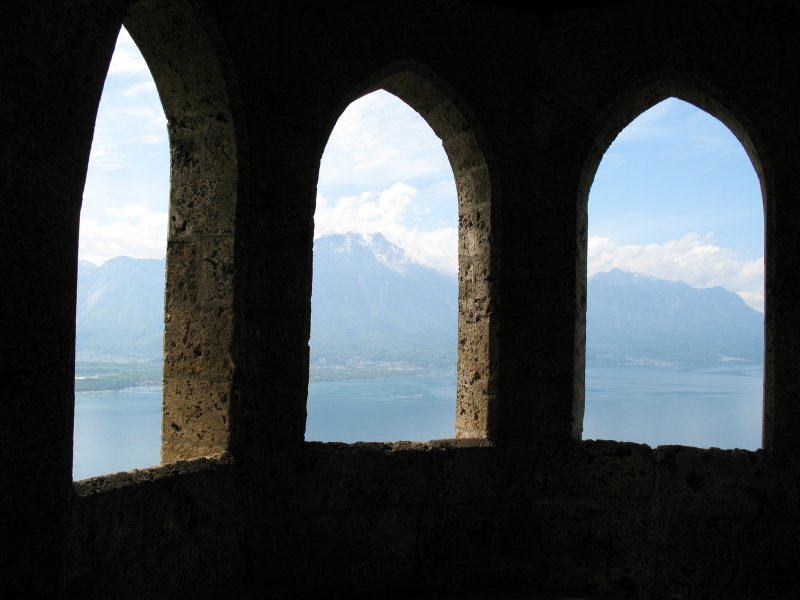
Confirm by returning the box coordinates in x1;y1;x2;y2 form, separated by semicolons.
584;364;763;450
306;374;456;443
73;366;763;479
73;386;162;480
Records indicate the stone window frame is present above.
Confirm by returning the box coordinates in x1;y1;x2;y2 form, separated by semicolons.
77;25;500;475
74;0;242;473
575;75;772;450
310;64;499;441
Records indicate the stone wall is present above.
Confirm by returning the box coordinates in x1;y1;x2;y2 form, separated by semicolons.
2;0;800;598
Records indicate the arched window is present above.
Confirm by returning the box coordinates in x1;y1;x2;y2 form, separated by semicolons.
73;0;240;479
73;27;167;479
583;97;764;450
306;90;458;442
304;68;494;443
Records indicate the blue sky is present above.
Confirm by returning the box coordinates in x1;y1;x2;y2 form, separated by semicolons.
591;99;762;256
81;29;764;310
588;98;764;310
80;28;168;265
314;90;458;273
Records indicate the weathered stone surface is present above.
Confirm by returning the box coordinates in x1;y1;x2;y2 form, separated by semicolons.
163;306;235;378
162;378;232;461
3;0;800;599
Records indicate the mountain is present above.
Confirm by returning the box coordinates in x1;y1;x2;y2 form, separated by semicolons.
74;249;762;373
310;233;457;368
76;256;166;360
74;234;458;370
587;269;763;366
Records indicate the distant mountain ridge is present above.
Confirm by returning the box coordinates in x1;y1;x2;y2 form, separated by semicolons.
587;268;763;366
76;256;166;360
310;232;457;368
75;234;459;369
74;243;763;372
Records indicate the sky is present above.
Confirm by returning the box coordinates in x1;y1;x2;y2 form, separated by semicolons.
314;90;458;274
81;29;764;311
588;98;764;311
79;28;169;266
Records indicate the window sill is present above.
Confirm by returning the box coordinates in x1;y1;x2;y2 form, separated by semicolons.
72;451;233;497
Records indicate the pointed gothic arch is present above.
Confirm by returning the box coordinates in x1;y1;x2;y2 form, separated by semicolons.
79;0;244;467
577;74;771;449
311;62;499;440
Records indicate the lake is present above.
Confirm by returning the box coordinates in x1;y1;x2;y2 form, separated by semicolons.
584;363;763;449
73;385;162;481
73;365;763;480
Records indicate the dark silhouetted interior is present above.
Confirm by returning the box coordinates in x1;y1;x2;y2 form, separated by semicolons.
2;1;799;598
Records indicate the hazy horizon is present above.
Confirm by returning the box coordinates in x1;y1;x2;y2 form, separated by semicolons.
81;27;764;311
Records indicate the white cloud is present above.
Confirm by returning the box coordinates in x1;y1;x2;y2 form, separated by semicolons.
315;183;457;274
88;144;126;171
108;50;149;75
79;206;168;265
88;106;166;171
100;201;156;219
313;91;459;275
80;26;170;265
132;132;165;145
393;227;458;274
588;232;764;311
107;106;166;144
318;90;452;194
123;80;158;96
107;28;150;75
